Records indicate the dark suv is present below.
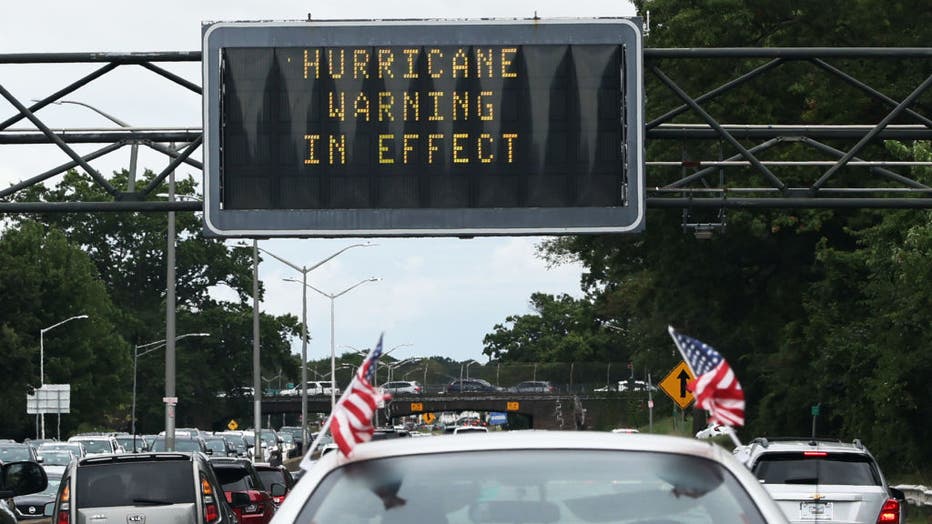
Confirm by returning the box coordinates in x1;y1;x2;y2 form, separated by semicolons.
51;452;240;524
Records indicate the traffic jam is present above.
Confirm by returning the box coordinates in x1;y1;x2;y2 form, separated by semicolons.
0;332;908;524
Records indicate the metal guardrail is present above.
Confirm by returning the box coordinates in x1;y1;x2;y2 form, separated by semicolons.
893;485;932;506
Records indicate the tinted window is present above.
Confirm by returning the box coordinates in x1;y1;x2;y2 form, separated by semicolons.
297;450;767;524
257;469;289;490
38;451;73;466
214;465;264;492
76;461;196;507
753;452;881;486
204;439;228;454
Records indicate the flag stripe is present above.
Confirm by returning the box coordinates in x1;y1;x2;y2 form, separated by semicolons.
669;327;745;428
328;334;389;457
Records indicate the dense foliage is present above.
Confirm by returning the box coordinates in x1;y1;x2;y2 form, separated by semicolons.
483;1;932;473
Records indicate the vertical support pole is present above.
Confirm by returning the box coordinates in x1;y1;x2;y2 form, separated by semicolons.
648;372;653;433
330;298;336;410
40;330;45;440
165;165;176;452
300;270;308;449
132;346;137;450
252;239;263;462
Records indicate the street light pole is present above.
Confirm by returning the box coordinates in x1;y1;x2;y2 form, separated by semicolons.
39;314;89;439
240;241;374;446
287;278;380;410
164;147;177;452
133;333;208;449
252;240;262;461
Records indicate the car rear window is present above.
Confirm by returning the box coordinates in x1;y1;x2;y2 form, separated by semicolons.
75;440;112;453
214;465;264;492
297;450;767;524
257;469;287;489
753;452;881;486
0;446;32;461
76;461;196;507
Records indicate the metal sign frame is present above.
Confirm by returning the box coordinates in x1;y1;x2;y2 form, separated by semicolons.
202;18;644;237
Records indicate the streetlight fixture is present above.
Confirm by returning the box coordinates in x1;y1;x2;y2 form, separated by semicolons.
386;357;422;382
284;277;380;410
132;333;208;450
232;241;375;447
39;314;89;439
459;359;479;383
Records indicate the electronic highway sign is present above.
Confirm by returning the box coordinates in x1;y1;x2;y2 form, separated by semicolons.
203;19;644;237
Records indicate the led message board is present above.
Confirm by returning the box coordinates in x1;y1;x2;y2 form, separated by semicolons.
203;19;643;236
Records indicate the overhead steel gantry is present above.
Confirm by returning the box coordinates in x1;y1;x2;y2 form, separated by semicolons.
1;47;931;214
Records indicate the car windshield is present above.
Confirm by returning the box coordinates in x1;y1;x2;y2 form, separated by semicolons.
296;450;767;524
76;461;196;507
38;451;73;465
215;466;264;492
0;446;32;461
75;440;111;453
753;452;881;486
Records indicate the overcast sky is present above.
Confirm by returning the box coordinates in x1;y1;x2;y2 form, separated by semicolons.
0;0;636;364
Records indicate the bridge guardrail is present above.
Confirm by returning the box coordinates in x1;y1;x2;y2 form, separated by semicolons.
893;485;932;506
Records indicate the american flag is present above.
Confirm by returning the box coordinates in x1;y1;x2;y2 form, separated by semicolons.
668;327;745;427
331;334;390;456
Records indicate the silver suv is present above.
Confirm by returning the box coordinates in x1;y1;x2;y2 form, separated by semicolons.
735;438;905;524
49;452;242;524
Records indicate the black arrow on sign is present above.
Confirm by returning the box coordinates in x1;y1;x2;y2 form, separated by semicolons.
677;370;690;398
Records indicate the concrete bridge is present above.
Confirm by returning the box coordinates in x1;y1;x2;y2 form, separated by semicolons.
262;393;655;430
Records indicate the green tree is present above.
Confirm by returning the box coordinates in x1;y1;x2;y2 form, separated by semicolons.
0;221;127;439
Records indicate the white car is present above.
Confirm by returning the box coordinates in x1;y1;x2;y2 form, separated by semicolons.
379;381;423;395
279;381;341;397
66;435;122;456
735;438;905;524
271;431;788;523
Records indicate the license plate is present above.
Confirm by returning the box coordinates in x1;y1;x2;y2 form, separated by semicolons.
800;501;833;520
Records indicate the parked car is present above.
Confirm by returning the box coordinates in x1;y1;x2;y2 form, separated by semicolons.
253;463;295;507
216;432;249;457
618;379;657;392
49;452;239;524
0;460;48;524
12;471;60;521
445;378;501;393
380;380;423;395
269;431;789;523
510;380;557;393
735;437;904;524
66;436;122;456
210;457;281;524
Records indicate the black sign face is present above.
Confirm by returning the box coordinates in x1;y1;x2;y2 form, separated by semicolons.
204;20;643;236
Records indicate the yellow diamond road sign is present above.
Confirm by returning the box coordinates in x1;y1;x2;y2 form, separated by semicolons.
227;419;239;431
659;361;696;409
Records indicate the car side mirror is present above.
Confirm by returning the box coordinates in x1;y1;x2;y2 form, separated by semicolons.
1;461;48;497
270;483;287;497
205;448;213;455
229;491;252;508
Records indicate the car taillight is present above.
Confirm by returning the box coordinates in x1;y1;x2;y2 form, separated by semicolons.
57;484;70;524
201;476;220;524
877;498;900;523
273;495;286;505
803;451;828;457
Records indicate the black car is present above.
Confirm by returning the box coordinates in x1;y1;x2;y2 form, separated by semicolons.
12;472;60;520
445;378;500;393
148;437;209;453
0;459;48;524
